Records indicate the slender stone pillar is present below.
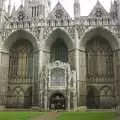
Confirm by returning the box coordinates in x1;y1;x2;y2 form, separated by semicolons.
75;29;87;110
79;51;87;109
114;50;120;107
73;71;77;110
67;91;70;110
67;69;71;110
0;49;9;109
73;91;77;111
44;94;48;110
44;68;48;110
32;50;39;106
75;28;80;107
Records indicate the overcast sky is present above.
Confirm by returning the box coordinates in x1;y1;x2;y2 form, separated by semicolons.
6;0;112;16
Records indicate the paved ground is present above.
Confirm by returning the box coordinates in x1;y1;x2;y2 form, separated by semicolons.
30;112;61;120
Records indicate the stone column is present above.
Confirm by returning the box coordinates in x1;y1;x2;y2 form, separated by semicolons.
73;71;77;110
79;51;87;110
0;49;9;109
114;49;120;108
44;68;48;110
73;91;77;111
75;29;87;110
67;67;71;110
37;48;44;108
44;93;48;110
39;91;42;108
75;29;80;108
39;49;43;90
39;49;44;76
32;50;39;107
67;91;70;110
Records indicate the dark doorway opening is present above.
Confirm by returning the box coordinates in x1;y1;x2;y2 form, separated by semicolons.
50;93;66;110
87;87;100;109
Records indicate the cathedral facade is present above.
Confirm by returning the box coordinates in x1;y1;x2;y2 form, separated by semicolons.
0;0;120;110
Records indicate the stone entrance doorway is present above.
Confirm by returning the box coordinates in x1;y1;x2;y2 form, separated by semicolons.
50;93;66;110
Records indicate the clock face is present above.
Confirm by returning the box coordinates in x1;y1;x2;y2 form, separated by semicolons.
55;9;63;19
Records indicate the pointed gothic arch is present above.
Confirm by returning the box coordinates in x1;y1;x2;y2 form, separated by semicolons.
50;39;68;62
100;86;113;108
44;28;74;51
80;27;119;50
12;87;25;108
87;86;100;109
49;92;66;110
4;29;38;51
86;36;113;77
44;28;75;67
4;30;39;108
81;27;117;108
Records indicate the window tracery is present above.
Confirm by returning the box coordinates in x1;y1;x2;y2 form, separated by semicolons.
8;40;33;82
86;36;113;78
50;39;68;62
100;86;113;108
51;68;65;87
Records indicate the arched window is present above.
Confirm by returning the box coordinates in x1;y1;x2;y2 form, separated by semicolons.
50;39;68;62
100;86;113;108
87;87;100;109
12;87;24;108
86;36;113;77
8;40;33;82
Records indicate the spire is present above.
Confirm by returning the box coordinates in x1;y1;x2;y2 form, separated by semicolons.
21;0;24;6
8;0;11;16
75;0;79;3
24;0;29;9
0;0;5;10
24;0;28;6
0;0;6;23
11;4;16;17
110;0;114;12
74;0;80;19
48;0;51;9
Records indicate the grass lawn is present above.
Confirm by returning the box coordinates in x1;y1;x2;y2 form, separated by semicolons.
0;112;43;120
57;112;118;120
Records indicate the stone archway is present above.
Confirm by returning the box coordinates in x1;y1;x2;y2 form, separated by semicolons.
87;87;100;109
43;28;75;69
100;86;113;108
3;30;38;51
50;93;66;110
2;30;39;108
80;27;119;50
78;27;118;108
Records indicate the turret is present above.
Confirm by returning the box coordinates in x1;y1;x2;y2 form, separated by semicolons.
0;0;4;10
8;0;11;16
11;5;16;18
24;0;29;9
110;0;120;24
117;0;120;22
26;0;45;18
0;0;6;22
74;0;80;19
45;0;51;17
